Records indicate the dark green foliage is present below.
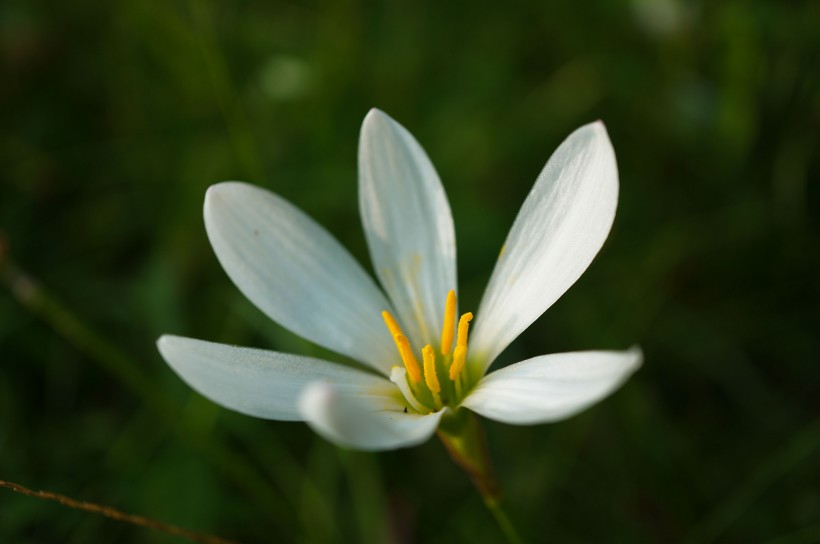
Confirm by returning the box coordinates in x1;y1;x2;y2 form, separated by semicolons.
1;1;819;542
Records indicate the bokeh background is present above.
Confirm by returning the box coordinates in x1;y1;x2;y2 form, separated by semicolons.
2;1;819;542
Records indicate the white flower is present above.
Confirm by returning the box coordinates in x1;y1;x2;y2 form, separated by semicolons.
157;109;642;451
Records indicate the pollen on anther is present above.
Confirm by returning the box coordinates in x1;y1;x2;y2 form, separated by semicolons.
456;312;473;349
449;345;467;381
422;345;441;394
440;290;457;355
394;334;422;384
382;310;404;338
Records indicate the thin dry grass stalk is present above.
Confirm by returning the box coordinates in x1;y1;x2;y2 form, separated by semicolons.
0;479;239;544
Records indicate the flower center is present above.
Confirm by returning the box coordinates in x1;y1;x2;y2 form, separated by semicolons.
382;290;473;414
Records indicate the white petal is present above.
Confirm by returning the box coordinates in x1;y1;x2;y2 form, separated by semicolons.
462;347;642;425
359;109;457;349
158;335;395;421
204;182;397;374
470;122;619;370
299;382;445;451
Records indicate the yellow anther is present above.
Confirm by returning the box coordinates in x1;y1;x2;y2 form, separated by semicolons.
382;310;404;338
456;312;473;349
394;334;422;384
449;345;467;381
440;290;457;355
422;345;441;394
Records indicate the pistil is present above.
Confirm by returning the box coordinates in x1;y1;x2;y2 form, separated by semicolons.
389;367;428;413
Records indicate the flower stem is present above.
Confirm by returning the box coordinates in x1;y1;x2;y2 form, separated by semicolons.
483;496;525;544
438;410;526;544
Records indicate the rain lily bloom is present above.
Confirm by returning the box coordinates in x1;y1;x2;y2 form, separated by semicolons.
157;109;641;454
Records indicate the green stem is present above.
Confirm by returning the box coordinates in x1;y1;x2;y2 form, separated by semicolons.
438;410;526;544
484;496;525;544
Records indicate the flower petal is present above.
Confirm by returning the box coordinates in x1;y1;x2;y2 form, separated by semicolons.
204;181;397;374
299;382;445;451
462;347;642;425
470;122;619;370
157;335;396;421
359;109;457;349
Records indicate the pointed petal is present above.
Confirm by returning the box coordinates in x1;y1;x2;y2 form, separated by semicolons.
359;109;457;349
299;382;445;451
205;181;397;374
462;347;642;425
158;335;395;421
470;122;619;370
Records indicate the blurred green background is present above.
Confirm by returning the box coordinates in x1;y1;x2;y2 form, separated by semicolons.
2;0;819;542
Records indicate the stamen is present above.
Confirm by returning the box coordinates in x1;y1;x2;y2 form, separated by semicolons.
449;345;467;381
456;312;473;349
440;290;457;355
394;334;422;384
390;367;429;413
422;345;440;393
422;345;443;409
382;301;474;409
381;310;404;338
